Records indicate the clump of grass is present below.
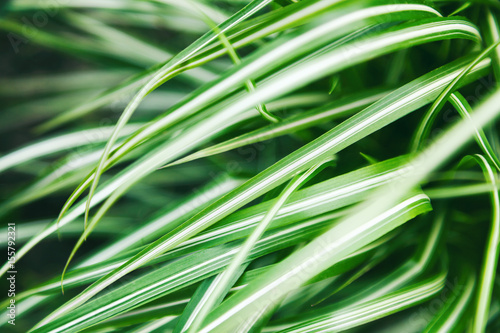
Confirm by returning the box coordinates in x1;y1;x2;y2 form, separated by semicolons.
1;0;500;332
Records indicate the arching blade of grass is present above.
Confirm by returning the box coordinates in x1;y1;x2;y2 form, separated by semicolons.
22;211;376;328
187;0;406;67
466;155;500;332
484;8;500;81
6;1;500;332
87;260;367;332
45;49;482;326
60;18;481;282
33;66;163;132
0;84;379;279
198;89;500;333
410;40;500;152
2;1;227;73
8;208;360;315
7;156;402;321
0;124;141;174
0;150;125;216
95;14;473;170
54;24;372;220
174;266;248;333
174;159;404;258
8;156;407;305
193;0;279;124
199;193;432;333
1;92;325;216
0;128;178;216
96;1;440;164
19;92;313;217
449;92;500;171
51;92;253;233
29;212;351;331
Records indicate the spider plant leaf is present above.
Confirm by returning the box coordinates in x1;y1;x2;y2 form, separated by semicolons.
483;8;500;81
465;155;500;332
410;40;500;152
276;210;444;329
29;0;348;131
173;265;248;333
193;1;278;124
0;124;141;174
59;0;442;227
13;156;405;305
448;92;500;171
30;212;342;331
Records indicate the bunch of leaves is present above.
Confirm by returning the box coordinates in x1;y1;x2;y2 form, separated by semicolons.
1;0;500;332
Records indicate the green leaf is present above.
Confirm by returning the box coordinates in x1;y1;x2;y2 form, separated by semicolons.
410;40;500;152
466;155;500;332
448;92;500;171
